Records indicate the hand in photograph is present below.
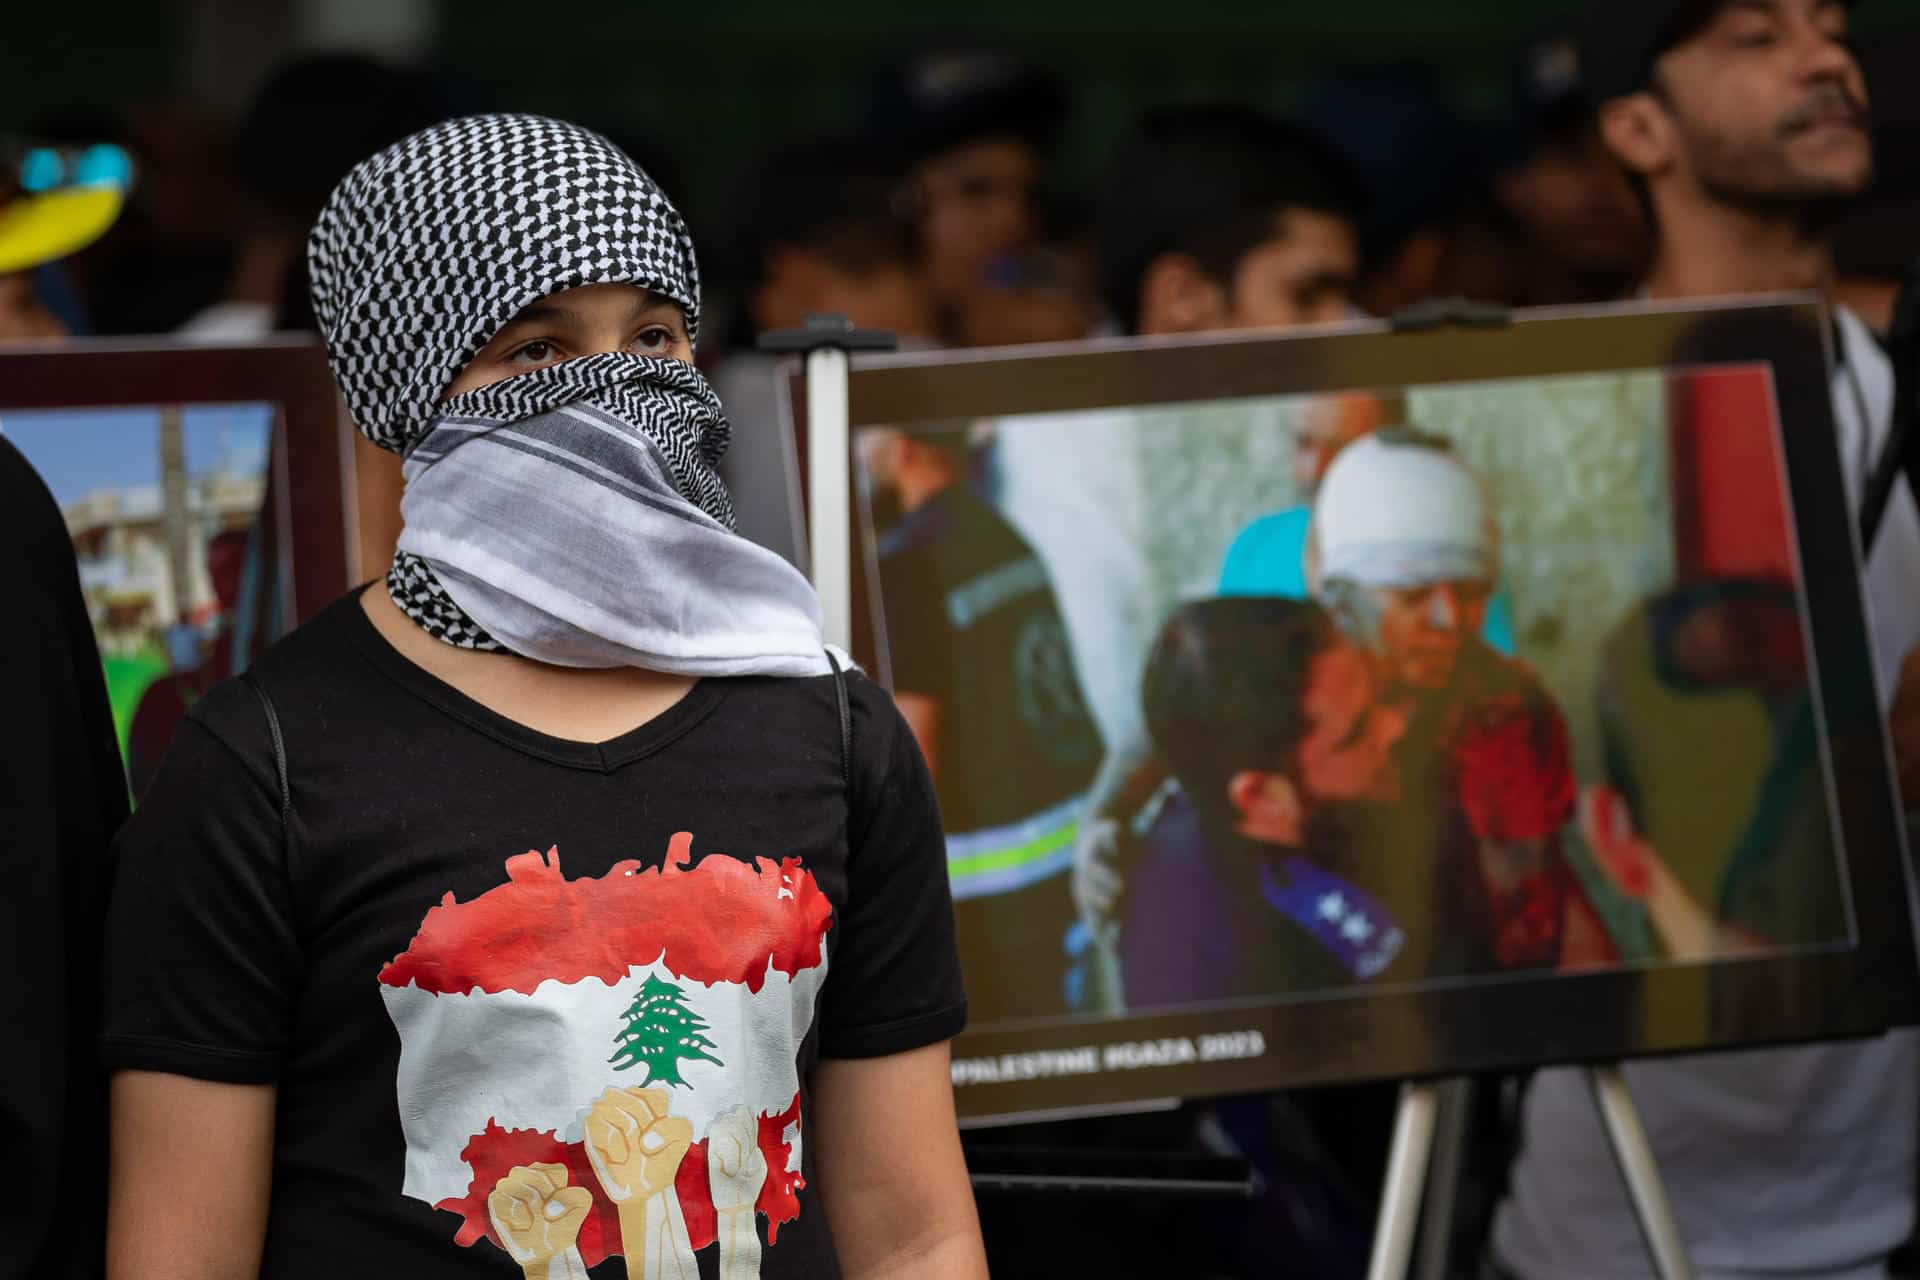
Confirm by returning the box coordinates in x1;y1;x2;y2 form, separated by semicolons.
1071;816;1128;938
1579;785;1770;961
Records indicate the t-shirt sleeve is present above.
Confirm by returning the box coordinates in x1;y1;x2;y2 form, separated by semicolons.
816;673;967;1058
99;682;300;1084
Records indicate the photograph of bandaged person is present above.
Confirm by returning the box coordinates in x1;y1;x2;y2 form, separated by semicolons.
858;365;1847;1026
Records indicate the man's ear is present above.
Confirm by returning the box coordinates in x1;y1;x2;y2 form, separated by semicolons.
1137;251;1230;336
1598;91;1676;184
1228;769;1304;845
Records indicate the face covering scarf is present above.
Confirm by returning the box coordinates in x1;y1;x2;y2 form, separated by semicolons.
395;351;834;674
307;113;838;676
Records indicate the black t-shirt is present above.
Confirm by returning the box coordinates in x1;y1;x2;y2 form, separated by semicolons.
101;591;965;1278
876;486;1103;1022
1;437;128;1279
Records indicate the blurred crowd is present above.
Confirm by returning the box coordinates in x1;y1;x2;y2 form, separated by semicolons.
10;3;1920;1278
1;16;1910;356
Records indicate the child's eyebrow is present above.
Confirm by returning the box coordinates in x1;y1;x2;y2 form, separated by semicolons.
495;291;683;335
500;303;576;329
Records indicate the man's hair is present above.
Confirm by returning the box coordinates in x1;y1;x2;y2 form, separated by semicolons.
724;135;920;312
235;53;454;228
1096;104;1367;333
1142;596;1339;833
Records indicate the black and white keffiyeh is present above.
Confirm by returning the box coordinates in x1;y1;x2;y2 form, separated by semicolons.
307;113;834;675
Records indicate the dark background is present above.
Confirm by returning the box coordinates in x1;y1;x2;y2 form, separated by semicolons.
7;0;1915;233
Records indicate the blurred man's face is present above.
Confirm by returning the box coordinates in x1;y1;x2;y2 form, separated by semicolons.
1228;208;1359;329
1369;579;1492;691
1654;0;1871;207
754;249;939;343
1293;391;1388;495
1296;641;1408;803
1495;127;1647;273
814;262;939;344
914;136;1041;307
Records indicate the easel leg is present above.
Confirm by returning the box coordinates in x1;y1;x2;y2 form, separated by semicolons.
804;344;852;652
1367;1082;1441;1280
1588;1065;1695;1280
1413;1078;1473;1280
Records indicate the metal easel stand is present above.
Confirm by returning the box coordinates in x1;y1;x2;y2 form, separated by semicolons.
1366;1068;1694;1280
757;313;897;651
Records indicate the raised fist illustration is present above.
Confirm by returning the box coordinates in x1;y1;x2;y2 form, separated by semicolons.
583;1086;694;1205
708;1105;767;1280
488;1162;592;1277
707;1104;768;1213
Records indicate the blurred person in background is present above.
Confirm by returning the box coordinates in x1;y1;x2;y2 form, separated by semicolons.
1299;68;1478;319
0;136;130;340
1072;102;1372;947
1095;102;1364;336
180;51;454;340
1471;25;1651;307
1493;3;1920;1276
944;217;1101;346
1829;27;1920;331
0;258;69;340
864;45;1066;344
52;101;236;335
0;143;133;1277
711;134;939;566
180;54;454;694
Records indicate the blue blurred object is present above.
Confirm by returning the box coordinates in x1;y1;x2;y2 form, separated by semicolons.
13;142;133;194
19;147;62;193
74;144;134;189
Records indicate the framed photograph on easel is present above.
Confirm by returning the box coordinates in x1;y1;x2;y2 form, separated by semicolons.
820;297;1917;1125
1;337;351;794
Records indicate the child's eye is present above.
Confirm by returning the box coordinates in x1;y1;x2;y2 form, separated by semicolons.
632;326;676;354
511;340;557;365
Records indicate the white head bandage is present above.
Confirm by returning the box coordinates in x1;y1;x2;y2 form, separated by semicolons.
1312;432;1496;588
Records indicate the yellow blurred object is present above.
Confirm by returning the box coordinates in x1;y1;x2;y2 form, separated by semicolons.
0;185;125;274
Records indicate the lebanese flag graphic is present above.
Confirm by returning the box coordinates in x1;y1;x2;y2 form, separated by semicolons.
378;833;833;1277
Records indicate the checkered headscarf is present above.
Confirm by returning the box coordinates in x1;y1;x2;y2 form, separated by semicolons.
308;115;755;654
309;113;705;454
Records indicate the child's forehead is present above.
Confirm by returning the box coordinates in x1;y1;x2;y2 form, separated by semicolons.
497;283;686;329
526;282;683;314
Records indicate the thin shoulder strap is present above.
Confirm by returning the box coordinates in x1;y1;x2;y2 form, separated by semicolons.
239;670;291;826
823;649;852;795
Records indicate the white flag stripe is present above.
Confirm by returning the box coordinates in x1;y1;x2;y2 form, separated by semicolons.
381;954;828;1207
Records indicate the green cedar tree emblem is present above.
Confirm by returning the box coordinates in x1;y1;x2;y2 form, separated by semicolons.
609;974;723;1087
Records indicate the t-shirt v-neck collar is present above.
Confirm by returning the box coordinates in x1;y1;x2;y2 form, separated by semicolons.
337;590;729;772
